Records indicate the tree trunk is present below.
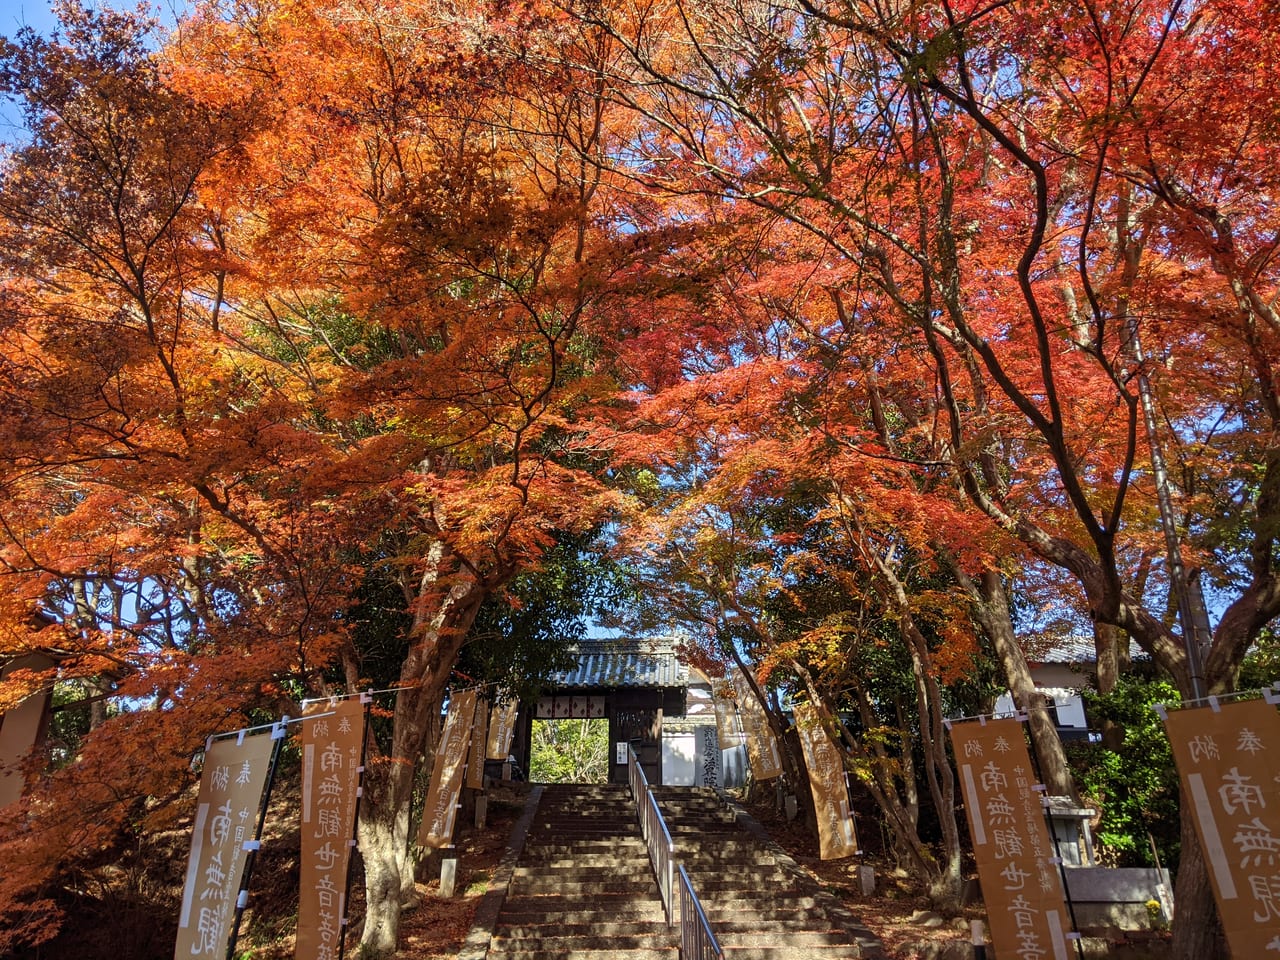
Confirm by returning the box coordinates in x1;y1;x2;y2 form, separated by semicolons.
1093;620;1129;750
1169;807;1226;959
897;613;963;911
355;790;408;958
356;686;434;958
821;685;944;889
355;545;487;958
971;571;1078;800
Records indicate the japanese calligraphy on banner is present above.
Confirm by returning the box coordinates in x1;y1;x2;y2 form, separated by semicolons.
175;730;277;960
794;702;859;860
712;682;745;749
1163;696;1280;957
732;666;782;781
950;718;1073;960
297;699;366;960
418;688;476;849
0;653;55;809
466;697;488;791
486;697;518;761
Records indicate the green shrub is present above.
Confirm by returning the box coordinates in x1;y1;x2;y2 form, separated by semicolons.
1067;676;1181;870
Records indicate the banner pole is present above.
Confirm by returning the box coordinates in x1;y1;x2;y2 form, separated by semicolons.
1018;715;1085;960
337;700;372;960
225;719;288;960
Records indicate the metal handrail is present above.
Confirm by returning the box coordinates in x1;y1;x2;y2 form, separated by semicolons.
646;789;676;922
678;864;725;960
628;743;645;810
626;746;676;925
625;746;727;955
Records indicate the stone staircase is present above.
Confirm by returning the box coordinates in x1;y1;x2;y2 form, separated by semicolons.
485;783;679;960
654;787;885;960
471;783;884;960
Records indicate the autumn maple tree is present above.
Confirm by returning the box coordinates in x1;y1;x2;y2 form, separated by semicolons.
579;0;1280;952
2;0;1278;957
0;3;364;946
0;0;638;952
158;0;674;953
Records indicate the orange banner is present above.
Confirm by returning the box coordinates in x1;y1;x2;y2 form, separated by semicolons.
950;717;1073;960
418;689;476;849
466;697;488;790
712;681;745;748
175;728;278;960
297;699;366;960
485;697;517;761
732;666;781;781
794;702;858;860
1163;696;1280;956
0;653;55;809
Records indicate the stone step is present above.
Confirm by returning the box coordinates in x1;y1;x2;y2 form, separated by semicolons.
498;895;667;911
526;834;640;841
712;931;860;948
498;921;678;938
517;849;650;865
679;857;780;868
513;860;656;874
716;951;863;959
488;952;676;959
525;830;644;840
497;903;670;924
689;878;812;895
533;800;634;809
492;933;678;952
696;899;824;919
655;801;733;811
677;840;774;850
708;918;852;934
698;892;823;907
504;885;660;901
522;842;648;856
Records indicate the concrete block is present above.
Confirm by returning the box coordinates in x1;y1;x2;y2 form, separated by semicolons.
441;854;457;898
858;864;876;896
1063;866;1173;932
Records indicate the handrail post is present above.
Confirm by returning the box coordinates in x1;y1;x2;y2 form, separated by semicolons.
678;864;724;960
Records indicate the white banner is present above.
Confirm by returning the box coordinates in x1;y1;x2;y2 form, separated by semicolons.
175;728;278;960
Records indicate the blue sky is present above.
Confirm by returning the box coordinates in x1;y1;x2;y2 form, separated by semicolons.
0;0;58;139
1;0;189;139
2;0;189;34
1;0;59;36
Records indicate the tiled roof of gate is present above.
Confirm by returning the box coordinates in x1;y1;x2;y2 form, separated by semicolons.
1022;635;1147;664
548;637;690;689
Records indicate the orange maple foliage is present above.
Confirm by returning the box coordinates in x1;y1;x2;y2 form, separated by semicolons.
587;0;1280;939
1;0;1277;955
